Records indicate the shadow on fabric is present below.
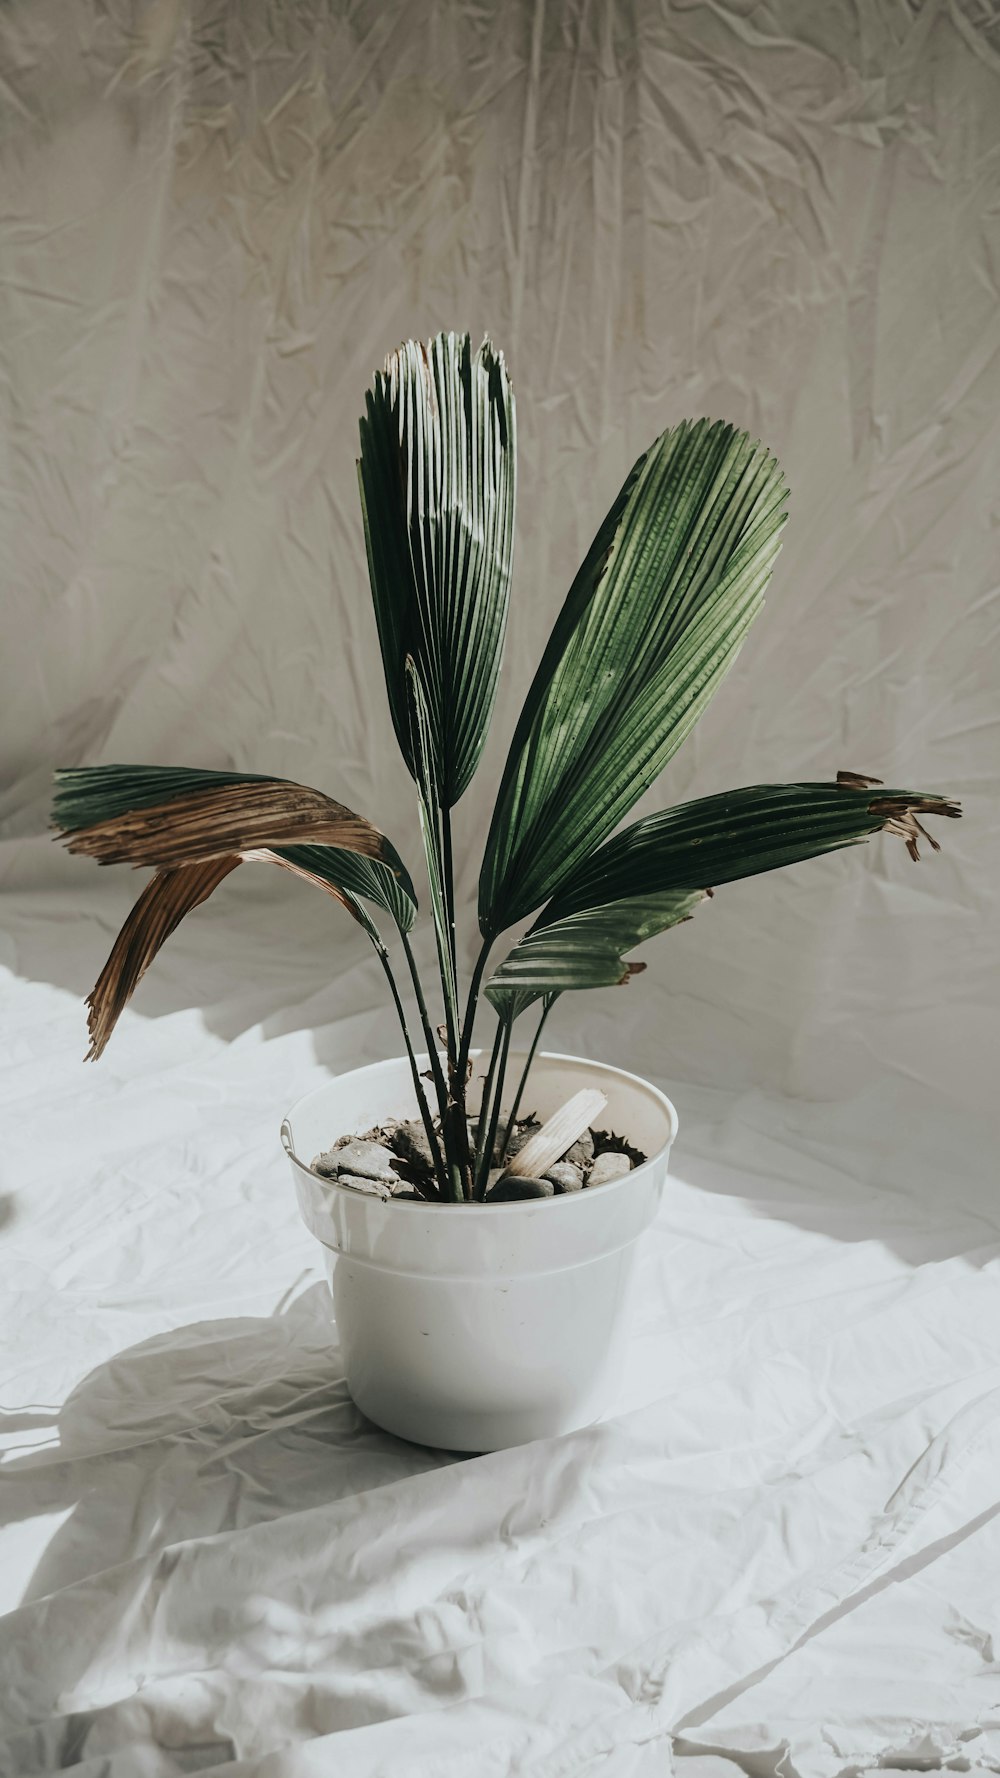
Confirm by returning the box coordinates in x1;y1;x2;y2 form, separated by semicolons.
0;1284;456;1613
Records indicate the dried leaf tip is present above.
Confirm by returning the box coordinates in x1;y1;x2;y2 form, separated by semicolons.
83;856;241;1060
837;770;884;790
835;771;960;861
871;795;962;862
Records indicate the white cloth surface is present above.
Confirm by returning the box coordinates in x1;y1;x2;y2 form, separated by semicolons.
0;881;997;1777
2;0;1000;1771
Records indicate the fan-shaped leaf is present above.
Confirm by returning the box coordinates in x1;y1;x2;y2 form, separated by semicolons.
479;420;788;936
271;844;417;934
52;764;399;873
84;857;242;1060
81;839;414;1061
485;890;706;1017
358;331;516;808
542;779;963;921
54;765;421;1057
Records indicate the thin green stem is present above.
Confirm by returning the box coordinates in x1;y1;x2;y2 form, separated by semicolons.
456;937;491;1092
400;931;450;1122
498;997;554;1164
422;803;463;1198
473;1015;505;1168
415;789;460;1075
376;947;445;1197
449;937;491;1202
425;798;459;1065
439;801;472;1199
441;804;459;1022
473;1016;512;1200
401;928;461;1202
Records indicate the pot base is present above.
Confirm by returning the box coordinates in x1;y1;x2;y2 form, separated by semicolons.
318;1244;630;1452
349;1383;613;1454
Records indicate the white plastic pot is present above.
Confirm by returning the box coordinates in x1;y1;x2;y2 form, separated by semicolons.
282;1051;677;1451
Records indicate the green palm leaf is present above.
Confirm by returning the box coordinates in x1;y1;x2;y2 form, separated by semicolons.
358;331;516;808
485;890;706;1017
540;778;962;921
272;845;416;933
487;778;960;1018
478;420;788;936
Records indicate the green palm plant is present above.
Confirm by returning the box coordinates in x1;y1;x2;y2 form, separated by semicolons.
53;332;959;1202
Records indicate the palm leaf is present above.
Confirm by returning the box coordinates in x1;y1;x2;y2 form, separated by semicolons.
541;777;962;921
478;420;788;936
485;890;706;1017
486;777;960;1019
82;842;400;1061
358;331;516;808
84;858;241;1059
271;844;417;934
54;764;422;1058
52;764;396;871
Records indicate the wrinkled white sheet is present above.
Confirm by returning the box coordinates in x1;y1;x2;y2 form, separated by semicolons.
2;0;1000;1771
0;880;997;1777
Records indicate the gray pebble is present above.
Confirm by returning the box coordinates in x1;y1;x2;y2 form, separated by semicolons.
484;1175;555;1203
468;1121;502;1165
468;1115;518;1164
545;1162;584;1193
391;1120;435;1171
331;1138;398;1182
312;1150;341;1178
564;1130;595;1166
337;1172;393;1198
502;1123;539;1160
588;1151;632;1187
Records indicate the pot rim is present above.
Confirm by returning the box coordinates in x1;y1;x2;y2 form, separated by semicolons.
281;1049;678;1214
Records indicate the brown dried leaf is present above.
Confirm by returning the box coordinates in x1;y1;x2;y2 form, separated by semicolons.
85;857;241;1060
836;770;885;790
869;795;962;861
837;772;961;860
85;846;375;1061
64;780;387;869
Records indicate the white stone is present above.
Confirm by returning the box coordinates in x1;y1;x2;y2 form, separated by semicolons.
588;1152;631;1187
332;1138;398;1182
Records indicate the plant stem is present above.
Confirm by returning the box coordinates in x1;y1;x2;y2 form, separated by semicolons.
399;929;460;1201
441;804;459;1014
498;997;554;1164
438;804;475;1201
447;936;492;1202
401;932;450;1119
376;947;445;1195
473;1014;505;1167
414;788;460;1071
455;937;491;1092
473;1015;512;1200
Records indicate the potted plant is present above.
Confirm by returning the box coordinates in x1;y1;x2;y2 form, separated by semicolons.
53;332;958;1451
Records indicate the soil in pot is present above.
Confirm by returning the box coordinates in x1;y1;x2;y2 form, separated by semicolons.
310;1112;647;1204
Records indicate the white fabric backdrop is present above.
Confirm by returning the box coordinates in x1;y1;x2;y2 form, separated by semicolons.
2;2;999;1773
